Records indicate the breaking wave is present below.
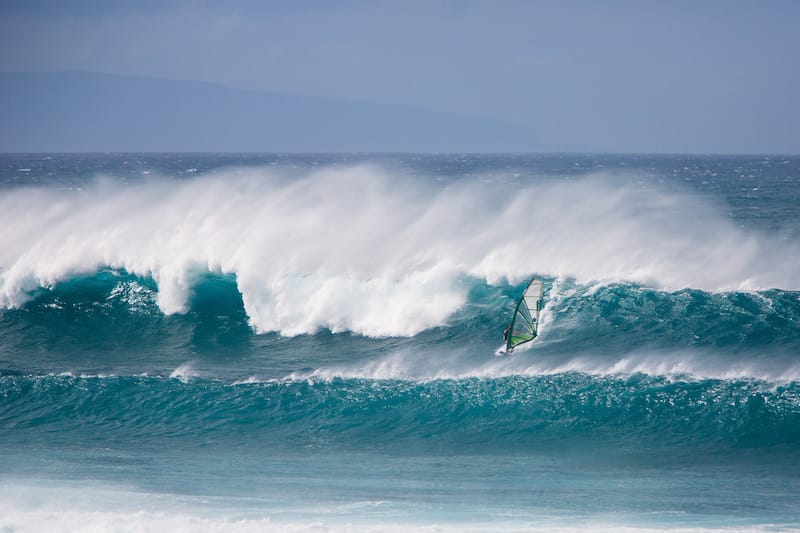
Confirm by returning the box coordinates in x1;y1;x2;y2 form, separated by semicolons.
1;165;799;338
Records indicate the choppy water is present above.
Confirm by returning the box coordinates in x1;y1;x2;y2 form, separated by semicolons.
1;153;799;531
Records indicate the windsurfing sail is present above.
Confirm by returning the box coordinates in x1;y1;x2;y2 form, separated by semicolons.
504;278;544;353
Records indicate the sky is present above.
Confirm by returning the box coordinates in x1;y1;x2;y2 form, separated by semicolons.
1;0;799;153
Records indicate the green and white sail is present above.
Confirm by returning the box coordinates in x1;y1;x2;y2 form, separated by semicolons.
505;278;544;352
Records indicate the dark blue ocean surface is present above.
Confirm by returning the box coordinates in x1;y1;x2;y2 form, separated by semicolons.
1;154;799;531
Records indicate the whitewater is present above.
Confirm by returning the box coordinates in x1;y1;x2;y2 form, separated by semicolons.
2;157;798;335
1;153;799;531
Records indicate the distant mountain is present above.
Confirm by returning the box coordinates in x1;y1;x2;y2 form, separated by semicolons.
0;71;539;152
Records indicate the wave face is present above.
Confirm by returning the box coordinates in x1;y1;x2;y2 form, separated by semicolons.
2;272;800;382
2;153;800;530
3;372;800;454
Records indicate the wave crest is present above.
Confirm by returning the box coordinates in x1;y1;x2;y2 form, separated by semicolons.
1;165;798;336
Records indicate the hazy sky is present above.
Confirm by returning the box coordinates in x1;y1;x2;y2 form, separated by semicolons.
1;0;798;153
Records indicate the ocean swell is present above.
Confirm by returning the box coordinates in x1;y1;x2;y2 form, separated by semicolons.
2;372;799;454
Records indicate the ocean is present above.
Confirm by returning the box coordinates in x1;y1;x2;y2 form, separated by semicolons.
1;153;799;531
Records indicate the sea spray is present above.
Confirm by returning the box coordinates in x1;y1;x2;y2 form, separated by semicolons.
1;165;798;337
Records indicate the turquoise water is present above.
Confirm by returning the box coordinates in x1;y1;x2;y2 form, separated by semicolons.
1;154;799;530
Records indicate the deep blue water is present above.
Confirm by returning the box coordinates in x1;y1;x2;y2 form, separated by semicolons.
1;153;799;531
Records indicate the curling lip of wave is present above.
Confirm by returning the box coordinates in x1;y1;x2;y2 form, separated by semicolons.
1;165;798;337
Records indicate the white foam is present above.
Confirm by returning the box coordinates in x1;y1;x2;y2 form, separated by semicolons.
1;165;798;337
54;371;114;379
286;348;800;385
107;279;156;311
0;507;725;533
169;363;201;382
0;480;762;533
